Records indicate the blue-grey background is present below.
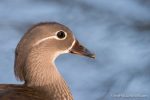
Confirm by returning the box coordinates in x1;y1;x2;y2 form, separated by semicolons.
0;0;150;100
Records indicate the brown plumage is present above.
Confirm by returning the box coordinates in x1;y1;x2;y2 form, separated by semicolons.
0;22;95;100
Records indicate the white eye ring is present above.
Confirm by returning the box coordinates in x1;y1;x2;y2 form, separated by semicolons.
55;30;67;40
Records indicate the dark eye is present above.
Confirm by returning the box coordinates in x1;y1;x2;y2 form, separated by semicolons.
56;31;66;39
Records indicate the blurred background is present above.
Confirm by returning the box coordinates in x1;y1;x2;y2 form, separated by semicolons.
0;0;150;100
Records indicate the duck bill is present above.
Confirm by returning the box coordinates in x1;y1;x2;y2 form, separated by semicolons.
69;40;95;59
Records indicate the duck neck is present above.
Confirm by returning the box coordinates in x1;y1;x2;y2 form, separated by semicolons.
24;47;73;100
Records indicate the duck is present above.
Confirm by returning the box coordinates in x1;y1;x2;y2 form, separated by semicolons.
0;22;95;100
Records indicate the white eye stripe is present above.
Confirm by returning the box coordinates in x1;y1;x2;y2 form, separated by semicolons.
34;36;56;46
34;35;75;47
34;31;68;46
34;33;76;51
34;35;76;64
34;35;76;49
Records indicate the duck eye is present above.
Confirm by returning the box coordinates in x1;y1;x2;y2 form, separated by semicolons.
56;31;66;39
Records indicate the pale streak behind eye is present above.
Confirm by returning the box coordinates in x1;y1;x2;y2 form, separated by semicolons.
34;36;76;51
34;36;56;46
33;35;76;62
